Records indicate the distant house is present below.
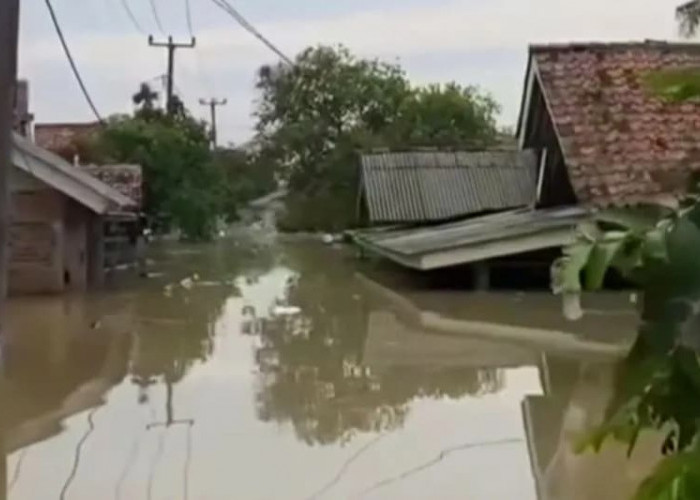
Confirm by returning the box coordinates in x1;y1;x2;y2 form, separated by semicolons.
34;121;101;161
9;133;137;294
518;40;700;208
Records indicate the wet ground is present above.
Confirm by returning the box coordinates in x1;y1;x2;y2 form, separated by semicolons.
0;236;662;499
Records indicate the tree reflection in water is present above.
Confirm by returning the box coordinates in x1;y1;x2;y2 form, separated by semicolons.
131;240;278;402
252;244;505;446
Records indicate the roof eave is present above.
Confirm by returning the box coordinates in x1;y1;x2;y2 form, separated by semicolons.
515;50;536;142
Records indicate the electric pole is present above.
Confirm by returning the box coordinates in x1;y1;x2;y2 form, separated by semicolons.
148;36;195;115
0;0;20;340
199;98;227;148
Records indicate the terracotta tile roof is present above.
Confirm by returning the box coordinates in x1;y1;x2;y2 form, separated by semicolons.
531;41;700;206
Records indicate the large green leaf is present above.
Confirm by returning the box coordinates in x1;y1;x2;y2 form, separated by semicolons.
645;221;672;263
667;216;700;277
635;452;700;500
598;206;674;232
552;238;594;294
585;232;627;290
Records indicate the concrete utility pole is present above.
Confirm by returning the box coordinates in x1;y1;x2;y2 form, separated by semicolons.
148;36;195;115
199;98;227;148
0;0;20;341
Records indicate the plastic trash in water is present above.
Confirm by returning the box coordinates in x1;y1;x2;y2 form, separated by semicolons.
270;305;301;317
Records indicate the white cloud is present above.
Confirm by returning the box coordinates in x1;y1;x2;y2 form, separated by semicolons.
20;0;683;143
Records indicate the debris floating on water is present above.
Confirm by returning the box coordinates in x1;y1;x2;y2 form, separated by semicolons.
562;292;583;321
270;305;302;317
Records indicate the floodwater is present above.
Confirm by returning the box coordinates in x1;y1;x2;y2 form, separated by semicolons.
0;235;662;499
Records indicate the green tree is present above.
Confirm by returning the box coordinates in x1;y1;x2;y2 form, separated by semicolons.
213;147;277;222
390;83;499;148
255;45;411;190
132;83;159;112
677;0;700;37
95;108;223;240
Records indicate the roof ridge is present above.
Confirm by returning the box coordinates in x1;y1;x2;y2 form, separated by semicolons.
529;40;700;53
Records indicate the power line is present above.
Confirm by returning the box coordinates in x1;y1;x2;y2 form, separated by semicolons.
184;0;194;38
182;0;214;92
148;0;165;35
43;0;104;123
119;0;147;34
209;0;292;65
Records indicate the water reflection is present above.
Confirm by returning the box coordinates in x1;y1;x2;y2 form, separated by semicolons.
250;245;515;446
0;238;650;499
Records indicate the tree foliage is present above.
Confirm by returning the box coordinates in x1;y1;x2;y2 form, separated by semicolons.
677;0;700;37
254;45;500;231
389;83;499;148
95;106;223;240
79;82;285;239
213;147;277;223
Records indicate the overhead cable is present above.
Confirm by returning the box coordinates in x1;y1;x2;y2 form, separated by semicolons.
185;0;194;37
119;0;147;34
148;0;165;34
43;0;105;123
209;0;293;65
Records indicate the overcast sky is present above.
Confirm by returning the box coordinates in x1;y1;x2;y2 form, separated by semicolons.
19;0;684;145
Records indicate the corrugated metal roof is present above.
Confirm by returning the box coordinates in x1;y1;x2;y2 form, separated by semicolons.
12;132;137;214
351;206;589;269
361;150;538;224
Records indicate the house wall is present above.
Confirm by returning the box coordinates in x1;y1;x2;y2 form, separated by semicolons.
8;181;65;294
63;200;91;291
8;168;96;295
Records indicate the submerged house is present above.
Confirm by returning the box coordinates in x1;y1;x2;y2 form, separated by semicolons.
353;41;700;285
352;150;588;281
9;133;138;294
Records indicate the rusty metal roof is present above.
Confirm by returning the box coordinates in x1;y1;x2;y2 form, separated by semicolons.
360;150;538;224
526;41;700;206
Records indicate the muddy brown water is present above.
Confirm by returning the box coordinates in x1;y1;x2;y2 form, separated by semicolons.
0;239;662;499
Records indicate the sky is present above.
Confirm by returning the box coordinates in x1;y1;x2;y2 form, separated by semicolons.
19;0;685;145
